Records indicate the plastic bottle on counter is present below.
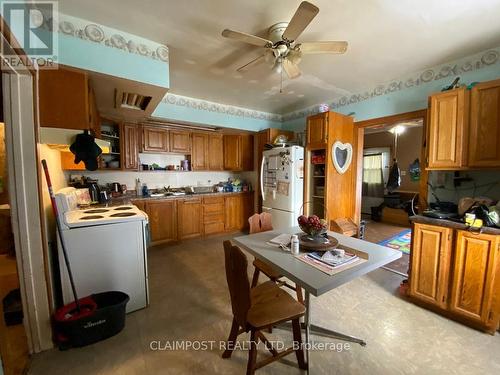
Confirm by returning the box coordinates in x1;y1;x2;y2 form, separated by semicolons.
291;234;299;255
135;178;142;196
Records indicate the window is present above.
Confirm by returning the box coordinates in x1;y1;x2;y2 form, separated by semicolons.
362;153;384;197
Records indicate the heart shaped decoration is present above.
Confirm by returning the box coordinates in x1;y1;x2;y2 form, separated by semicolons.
332;141;353;174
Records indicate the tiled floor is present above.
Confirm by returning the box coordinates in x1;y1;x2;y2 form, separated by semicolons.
28;233;500;375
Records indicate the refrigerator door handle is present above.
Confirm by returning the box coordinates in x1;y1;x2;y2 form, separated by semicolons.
260;156;266;201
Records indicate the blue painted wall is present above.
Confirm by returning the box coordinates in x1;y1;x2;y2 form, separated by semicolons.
1;6;169;89
58;33;169;88
282;60;500;131
152;99;283;132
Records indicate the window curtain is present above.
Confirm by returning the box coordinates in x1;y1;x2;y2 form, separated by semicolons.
362;154;384;197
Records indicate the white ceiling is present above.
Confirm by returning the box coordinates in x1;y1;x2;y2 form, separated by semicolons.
60;0;500;114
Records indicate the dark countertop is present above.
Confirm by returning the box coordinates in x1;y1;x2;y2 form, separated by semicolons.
409;215;500;235
106;190;254;205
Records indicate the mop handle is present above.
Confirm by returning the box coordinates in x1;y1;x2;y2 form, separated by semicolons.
41;160;81;312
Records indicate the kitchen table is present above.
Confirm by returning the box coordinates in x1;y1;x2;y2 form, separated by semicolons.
233;227;402;373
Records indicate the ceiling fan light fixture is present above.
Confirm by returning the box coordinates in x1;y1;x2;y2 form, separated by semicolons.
273;57;283;74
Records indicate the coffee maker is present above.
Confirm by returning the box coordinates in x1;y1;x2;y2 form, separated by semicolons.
87;181;100;203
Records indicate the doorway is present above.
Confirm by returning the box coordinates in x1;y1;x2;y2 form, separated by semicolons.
0;86;29;374
355;110;427;276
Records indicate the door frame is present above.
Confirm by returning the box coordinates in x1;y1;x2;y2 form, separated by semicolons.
353;109;428;222
1;20;53;352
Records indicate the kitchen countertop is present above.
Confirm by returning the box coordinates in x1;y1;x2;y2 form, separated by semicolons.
105;190;254;205
409;215;500;235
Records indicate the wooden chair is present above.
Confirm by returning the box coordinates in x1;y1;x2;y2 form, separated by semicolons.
249;213;304;303
222;241;307;374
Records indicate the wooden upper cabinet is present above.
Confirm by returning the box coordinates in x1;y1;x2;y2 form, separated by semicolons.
146;199;177;245
307;112;328;148
177;198;203;240
468;79;500;167
191;133;209;170
208;134;224;170
409;223;453;309
240;134;254;171
121;123;139;170
39;67;96;131
142;126;169;153
224;135;241;171
88;87;100;137
223;134;254;171
427;88;468;169
170;130;191;154
450;231;499;325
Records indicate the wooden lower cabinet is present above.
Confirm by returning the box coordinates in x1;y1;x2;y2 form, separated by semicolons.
450;231;499;328
409;222;500;333
143;200;177;246
203;196;225;235
133;193;254;246
177;198;203;240
225;193;253;231
409;224;452;309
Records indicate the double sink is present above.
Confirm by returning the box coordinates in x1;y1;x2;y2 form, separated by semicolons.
148;186;216;198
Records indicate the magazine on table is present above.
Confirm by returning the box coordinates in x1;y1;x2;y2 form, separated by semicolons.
306;250;359;268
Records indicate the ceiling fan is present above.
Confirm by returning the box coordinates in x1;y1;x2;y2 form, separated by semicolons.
221;1;347;84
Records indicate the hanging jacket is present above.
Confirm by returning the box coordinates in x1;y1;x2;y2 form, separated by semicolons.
386;160;401;193
69;131;102;171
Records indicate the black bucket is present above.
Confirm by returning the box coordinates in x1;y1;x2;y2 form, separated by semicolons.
53;291;129;349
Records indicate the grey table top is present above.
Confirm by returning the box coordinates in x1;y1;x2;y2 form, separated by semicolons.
233;227;402;297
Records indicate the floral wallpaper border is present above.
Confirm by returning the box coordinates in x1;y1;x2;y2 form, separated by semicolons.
161;94;282;122
40;12;499;124
282;48;500;121
41;13;169;62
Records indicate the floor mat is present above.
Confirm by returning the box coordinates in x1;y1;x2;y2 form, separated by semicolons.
378;229;412;254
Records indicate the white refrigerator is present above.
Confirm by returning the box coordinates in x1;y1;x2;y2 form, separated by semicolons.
260;146;304;229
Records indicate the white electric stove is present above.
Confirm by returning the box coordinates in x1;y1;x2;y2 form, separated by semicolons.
54;187;149;313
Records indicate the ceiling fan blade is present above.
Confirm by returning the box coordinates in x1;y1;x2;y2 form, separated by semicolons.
282;1;319;42
236;54;266;72
283;59;302;79
222;29;272;47
298;41;348;54
287;49;302;65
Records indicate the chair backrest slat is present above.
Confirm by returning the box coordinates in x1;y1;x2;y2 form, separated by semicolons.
248;213;261;234
260;212;273;232
223;240;251;328
248;212;274;234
